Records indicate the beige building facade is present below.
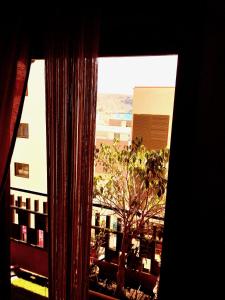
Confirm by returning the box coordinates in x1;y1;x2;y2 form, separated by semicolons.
132;87;175;150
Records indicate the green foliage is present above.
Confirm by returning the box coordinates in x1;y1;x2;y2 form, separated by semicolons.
94;138;169;238
93;138;169;295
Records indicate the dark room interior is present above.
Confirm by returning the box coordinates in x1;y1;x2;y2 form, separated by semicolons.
1;2;225;299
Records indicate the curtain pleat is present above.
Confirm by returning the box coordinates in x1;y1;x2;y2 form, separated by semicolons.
46;17;98;300
0;33;31;297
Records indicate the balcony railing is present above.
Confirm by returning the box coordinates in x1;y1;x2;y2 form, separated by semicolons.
10;188;164;279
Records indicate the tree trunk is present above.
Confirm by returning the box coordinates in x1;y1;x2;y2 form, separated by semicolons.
116;233;128;298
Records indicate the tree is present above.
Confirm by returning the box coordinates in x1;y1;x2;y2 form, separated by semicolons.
93;138;169;297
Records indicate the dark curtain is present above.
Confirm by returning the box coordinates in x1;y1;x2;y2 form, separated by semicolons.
0;32;31;296
158;5;225;300
45;15;98;300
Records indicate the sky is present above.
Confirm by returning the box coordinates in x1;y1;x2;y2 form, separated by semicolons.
97;55;178;95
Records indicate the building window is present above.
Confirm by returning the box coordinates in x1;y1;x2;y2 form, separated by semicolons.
14;163;29;178
114;132;120;140
17;123;29;138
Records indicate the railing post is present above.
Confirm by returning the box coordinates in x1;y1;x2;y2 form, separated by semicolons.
116;218;122;257
150;225;157;274
18;196;23;208
34;199;39;212
95;212;100;236
43;202;48;231
104;215;110;261
10;195;15;223
17;196;23;241
43;202;48;250
26;198;31;227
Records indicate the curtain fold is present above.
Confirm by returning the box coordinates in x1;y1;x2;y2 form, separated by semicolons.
45;15;99;300
0;32;31;296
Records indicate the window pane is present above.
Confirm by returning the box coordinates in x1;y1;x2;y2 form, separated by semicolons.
17;123;29;138
14;163;29;178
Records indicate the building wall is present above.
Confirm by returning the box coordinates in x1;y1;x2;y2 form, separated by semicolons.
10;60;47;202
132;87;175;149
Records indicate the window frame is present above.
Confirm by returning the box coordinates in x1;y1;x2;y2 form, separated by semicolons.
14;162;29;178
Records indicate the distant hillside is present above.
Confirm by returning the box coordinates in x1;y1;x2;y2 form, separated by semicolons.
97;94;132;113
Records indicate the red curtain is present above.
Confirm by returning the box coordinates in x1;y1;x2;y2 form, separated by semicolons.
0;33;31;296
45;16;98;300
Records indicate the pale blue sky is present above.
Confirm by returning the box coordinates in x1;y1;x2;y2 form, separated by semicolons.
97;55;178;95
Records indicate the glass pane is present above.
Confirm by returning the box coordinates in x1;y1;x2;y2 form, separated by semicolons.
91;55;178;299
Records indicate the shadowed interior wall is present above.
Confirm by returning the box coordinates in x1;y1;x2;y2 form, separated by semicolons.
1;3;225;300
159;13;225;300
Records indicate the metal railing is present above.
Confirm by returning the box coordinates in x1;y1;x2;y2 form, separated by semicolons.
10;188;164;276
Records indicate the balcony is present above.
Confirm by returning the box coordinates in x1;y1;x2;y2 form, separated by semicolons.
10;189;164;299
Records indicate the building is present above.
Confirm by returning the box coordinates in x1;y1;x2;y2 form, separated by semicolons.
132;87;175;150
10;60;47;245
95;93;132;147
93;86;175;270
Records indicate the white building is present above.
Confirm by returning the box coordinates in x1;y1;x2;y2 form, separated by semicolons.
10;60;47;215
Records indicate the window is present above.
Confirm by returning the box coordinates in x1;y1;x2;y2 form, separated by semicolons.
132;114;169;150
17;123;29;138
114;132;120;140
92;56;177;299
14;163;29;178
